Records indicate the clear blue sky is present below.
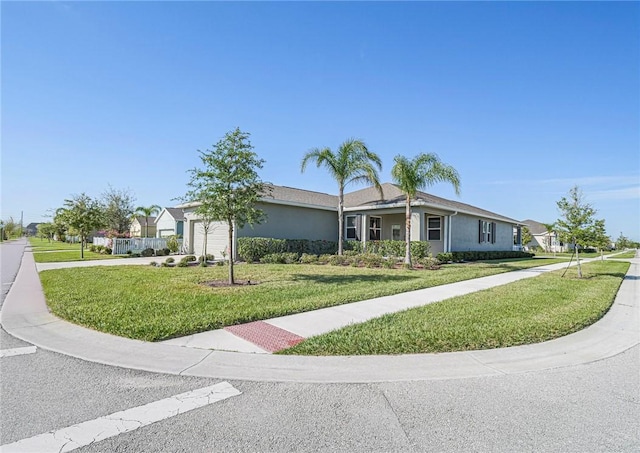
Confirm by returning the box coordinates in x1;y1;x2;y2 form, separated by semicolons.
2;2;639;241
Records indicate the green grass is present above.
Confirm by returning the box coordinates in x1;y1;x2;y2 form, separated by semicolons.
29;237;82;251
33;250;122;263
610;250;637;259
280;260;630;355
40;258;566;341
30;237;121;262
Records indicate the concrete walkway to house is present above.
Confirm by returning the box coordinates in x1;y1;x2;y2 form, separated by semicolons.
2;249;638;383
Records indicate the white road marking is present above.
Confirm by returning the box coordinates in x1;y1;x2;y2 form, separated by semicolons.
0;346;37;358
0;381;241;452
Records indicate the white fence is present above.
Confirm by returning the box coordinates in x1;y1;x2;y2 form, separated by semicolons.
93;237;183;255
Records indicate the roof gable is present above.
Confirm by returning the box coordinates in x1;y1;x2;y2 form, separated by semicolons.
521;219;553;235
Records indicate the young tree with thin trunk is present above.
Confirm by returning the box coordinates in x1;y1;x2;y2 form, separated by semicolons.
135;205;161;238
521;226;533;251
585;218;610;261
556;185;597;278
184;128;267;285
391;153;460;267
56;193;104;259
301;138;383;255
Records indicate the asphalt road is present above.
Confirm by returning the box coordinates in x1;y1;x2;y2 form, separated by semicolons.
1;239;638;452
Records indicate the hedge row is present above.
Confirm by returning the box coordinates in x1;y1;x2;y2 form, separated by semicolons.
237;237;432;262
237;238;340;262
348;240;431;259
436;250;534;262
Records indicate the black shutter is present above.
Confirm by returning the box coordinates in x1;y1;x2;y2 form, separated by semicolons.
492;222;497;244
479;220;483;243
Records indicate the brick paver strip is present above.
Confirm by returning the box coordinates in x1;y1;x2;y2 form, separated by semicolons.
225;321;305;353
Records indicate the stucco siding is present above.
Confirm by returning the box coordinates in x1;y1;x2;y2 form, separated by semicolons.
238;203;338;241
450;213;513;251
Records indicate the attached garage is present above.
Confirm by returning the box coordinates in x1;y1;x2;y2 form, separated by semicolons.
189;220;229;258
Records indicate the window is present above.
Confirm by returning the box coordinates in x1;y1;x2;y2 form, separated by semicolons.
479;220;497;243
427;216;441;241
392;224;401;241
346;215;359;240
369;216;382;240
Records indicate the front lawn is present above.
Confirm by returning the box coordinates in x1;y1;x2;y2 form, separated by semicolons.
29;237;81;251
29;237;121;262
33;250;122;263
280;260;630;355
611;250;637;259
40;258;566;341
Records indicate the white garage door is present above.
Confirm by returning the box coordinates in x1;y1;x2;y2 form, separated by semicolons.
191;221;229;259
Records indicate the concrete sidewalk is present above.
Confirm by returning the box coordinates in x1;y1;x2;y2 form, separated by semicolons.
2;250;638;383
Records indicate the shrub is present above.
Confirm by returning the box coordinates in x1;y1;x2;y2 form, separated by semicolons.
449;250;535;262
237;237;339;262
198;254;215;263
317;254;332;265
260;252;299;264
166;236;180;254
130;253;141;258
89;245;97;253
418;257;440;270
102;247;112;255
177;260;188;267
126;250;133;255
141;248;154;257
199;260;208;267
165;257;175;264
155;249;166;257
360;253;384;268
162;248;171;256
149;261;158;267
179;255;197;265
160;262;169;267
299;253;319;264
328;255;347;266
436;252;453;263
382;258;396;269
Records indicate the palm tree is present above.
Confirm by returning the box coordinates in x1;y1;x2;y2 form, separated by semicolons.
542;222;556;255
134;205;161;238
391;153;461;266
301;138;383;255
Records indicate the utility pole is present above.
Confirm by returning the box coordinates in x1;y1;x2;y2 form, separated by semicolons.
20;211;24;237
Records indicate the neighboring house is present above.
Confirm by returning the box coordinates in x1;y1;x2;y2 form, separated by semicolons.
155;208;185;238
130;216;157;238
25;222;41;236
521;219;566;252
179;183;525;259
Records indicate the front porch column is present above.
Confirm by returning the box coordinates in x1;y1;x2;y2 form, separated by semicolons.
360;213;368;250
411;211;422;241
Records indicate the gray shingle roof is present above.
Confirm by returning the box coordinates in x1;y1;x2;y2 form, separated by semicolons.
345;183;522;224
180;183;520;224
521;219;552;235
164;208;185;221
262;184;337;209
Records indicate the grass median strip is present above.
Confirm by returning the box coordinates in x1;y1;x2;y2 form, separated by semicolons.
279;260;630;355
40;258;566;342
